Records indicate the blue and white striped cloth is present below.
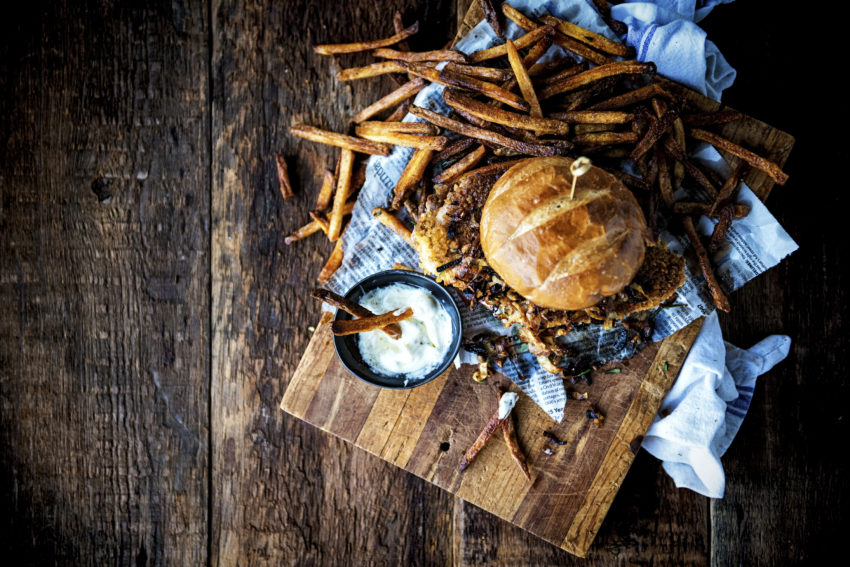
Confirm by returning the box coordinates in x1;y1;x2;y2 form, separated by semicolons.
641;311;791;498
610;0;737;100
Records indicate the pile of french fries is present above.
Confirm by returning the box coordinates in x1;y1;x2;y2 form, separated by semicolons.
285;1;787;313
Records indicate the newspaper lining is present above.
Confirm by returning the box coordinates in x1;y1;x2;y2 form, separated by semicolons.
323;0;797;422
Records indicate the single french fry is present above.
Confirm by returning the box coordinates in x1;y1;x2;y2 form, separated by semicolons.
356;130;448;150
274;154;294;200
539;14;634;58
479;0;503;36
308;211;330;235
356;121;440;136
538;60;656;100
655;145;675;206
663;136;717;197
587;83;673;110
284;219;323;245
316;169;335;211
317;240;344;283
331;307;413;336
372;207;414;246
373;47;468;63
459;391;518;472
291;124;390;156
433;144;487;184
432;136;477;165
467;25;553;64
681;109;743;127
442;89;569;135
410;105;562;157
314;21;419;54
392;149;433;210
442;62;512;82
682;216;730;312
573;131;638;145
352;78;426;123
505;39;543;120
502;413;531;480
336;60;405;82
311;288;401;339
548;110;633;124
689;127;789;185
672;201;750;219
328;149;354;241
385;98;412;122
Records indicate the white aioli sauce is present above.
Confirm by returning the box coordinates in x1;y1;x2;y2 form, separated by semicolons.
357;283;453;381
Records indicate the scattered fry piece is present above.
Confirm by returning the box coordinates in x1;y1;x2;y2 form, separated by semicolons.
392;149;434;210
682;216;730;312
337;60;406;82
505;39;543;120
459;391;518;472
352;78;426;123
316;169;335;211
314;21;420;55
539;14;634;58
373;48;468;63
479;0;503;36
291;124;390;156
443;89;569;135
311;288;401;339
467;25;553;64
689;127;789;185
274;154;294;200
372;207;414;246
502;412;531;480
328;149;354;241
433;144;487;184
356;121;440;136
331;307;413;336
284;219;323;245
357;129;448;150
317;240;344;283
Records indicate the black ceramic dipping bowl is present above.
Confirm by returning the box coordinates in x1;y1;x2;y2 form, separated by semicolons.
332;270;463;389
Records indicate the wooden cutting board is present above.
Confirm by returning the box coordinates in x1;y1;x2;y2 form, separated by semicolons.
281;2;794;557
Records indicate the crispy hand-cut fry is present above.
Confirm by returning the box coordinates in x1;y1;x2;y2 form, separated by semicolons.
373;47;468;63
681;109;743;127
316;169;335;211
352;78;426;123
574;131;638;145
392;149;433;210
356;121;439;136
655;145;675;206
275;154;294;200
331;307;413;336
372;207;414;246
479;0;503;36
442;62;512;82
539;60;656;100
502;412;531;480
356;129;448;150
443;89;569;135
385;98;412;122
311;288;401;339
337;60;406;82
459;391;518;472
548;109;633;125
438;67;530;111
433;144;487;184
663;136;718;197
672;201;750;219
505;39;543;119
291;124;390;156
467;25;553;64
708;204;735;254
314;21;419;54
411;105;562;157
328;149;355;241
682;216;730;312
317;240;344;283
284;219;323;245
432;136;477;165
631;108;678;162
539;14;634;58
587;83;673;110
689;127;789;185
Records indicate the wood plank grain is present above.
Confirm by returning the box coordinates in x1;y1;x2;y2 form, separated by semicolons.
211;1;458;564
0;1;210;564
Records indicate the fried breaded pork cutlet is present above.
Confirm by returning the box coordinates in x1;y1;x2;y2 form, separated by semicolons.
412;157;685;374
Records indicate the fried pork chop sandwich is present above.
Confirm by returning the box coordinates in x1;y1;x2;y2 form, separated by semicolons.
412;156;686;375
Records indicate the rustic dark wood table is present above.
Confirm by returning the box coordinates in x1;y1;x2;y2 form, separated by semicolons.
1;1;845;565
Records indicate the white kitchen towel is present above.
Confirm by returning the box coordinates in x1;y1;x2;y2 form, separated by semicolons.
610;1;737;99
641;311;791;498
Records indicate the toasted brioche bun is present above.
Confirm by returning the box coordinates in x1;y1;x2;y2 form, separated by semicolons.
479;157;648;310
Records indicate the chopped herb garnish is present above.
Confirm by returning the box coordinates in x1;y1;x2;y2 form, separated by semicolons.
604;368;621;374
